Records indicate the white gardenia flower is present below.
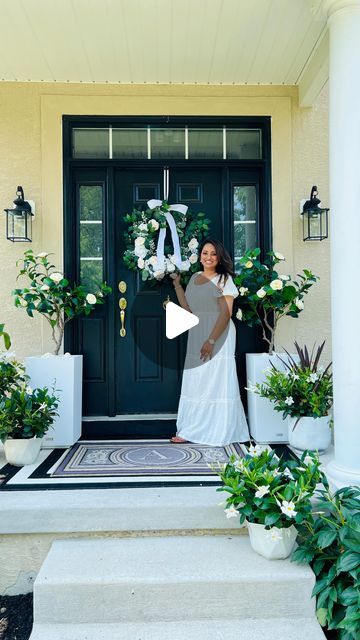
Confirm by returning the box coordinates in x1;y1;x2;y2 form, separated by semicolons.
255;485;270;498
137;257;145;269
295;297;304;310
134;244;147;258
189;254;198;264
41;284;50;291
36;252;49;258
188;238;199;250
86;293;97;305
166;262;176;273
224;505;239;519
149;219;159;231
270;279;283;291
239;287;249;296
256;288;266;298
138;223;148;232
280;500;297;518
49;272;63;284
274;252;285;261
135;236;145;247
284;396;294;406
236;309;243;321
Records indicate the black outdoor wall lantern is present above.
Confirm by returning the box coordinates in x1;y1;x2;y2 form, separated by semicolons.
301;185;329;241
4;186;34;242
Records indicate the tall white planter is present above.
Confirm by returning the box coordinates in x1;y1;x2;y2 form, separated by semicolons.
246;353;297;444
288;415;331;453
4;436;42;466
25;354;83;448
247;522;298;560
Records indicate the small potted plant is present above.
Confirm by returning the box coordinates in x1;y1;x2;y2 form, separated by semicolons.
0;381;59;466
251;342;333;452
292;482;360;639
234;248;318;443
12;250;111;447
216;444;323;559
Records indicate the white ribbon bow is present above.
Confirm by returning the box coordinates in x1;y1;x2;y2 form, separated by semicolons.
147;198;188;271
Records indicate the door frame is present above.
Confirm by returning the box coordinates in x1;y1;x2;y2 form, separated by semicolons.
62;116;273;413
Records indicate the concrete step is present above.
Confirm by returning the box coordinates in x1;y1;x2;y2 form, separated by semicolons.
30;618;326;640
33;535;317;624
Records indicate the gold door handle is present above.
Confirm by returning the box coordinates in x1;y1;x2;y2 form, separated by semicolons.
119;297;127;337
118;281;127;293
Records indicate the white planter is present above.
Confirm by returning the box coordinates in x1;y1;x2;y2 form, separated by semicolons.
4;436;42;467
25;354;83;448
246;521;298;560
246;353;298;444
288;415;331;453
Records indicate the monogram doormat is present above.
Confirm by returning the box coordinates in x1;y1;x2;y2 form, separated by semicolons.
50;440;244;478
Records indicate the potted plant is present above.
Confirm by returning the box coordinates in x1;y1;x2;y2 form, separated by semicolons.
251;342;333;452
0;382;59;466
234;248;319;443
216;444;323;559
292;482;360;640
12;250;111;447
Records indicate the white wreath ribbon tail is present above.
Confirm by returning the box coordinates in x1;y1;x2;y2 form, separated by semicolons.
147;199;188;271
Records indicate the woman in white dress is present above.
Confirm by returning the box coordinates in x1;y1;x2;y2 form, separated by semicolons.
170;239;249;446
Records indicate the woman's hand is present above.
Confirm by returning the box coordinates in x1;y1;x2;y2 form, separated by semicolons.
170;273;181;287
200;340;214;362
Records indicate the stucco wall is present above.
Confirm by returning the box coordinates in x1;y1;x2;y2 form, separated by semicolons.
0;82;330;362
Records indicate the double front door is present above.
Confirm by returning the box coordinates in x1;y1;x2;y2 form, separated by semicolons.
69;164;265;418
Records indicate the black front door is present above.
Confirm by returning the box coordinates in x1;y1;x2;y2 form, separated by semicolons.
70;164;264;419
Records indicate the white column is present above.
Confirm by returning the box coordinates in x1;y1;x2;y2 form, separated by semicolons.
325;0;360;488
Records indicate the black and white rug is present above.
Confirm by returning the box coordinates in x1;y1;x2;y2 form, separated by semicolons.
50;440;244;478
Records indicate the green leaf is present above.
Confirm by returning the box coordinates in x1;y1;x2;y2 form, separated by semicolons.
318;529;338;549
337;551;360;573
316;608;328;627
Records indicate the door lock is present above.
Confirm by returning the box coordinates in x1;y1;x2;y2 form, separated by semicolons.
119;297;127;337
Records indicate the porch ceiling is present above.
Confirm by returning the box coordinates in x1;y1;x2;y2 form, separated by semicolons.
0;0;327;99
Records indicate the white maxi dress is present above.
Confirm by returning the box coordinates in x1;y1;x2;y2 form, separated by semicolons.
176;273;250;445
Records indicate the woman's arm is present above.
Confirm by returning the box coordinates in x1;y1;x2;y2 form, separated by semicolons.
171;274;192;312
200;296;233;361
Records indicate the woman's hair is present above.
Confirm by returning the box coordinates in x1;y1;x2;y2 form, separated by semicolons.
198;238;235;285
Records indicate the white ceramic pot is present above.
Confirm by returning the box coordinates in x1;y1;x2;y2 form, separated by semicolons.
25;354;83;448
246;521;298;559
246;353;298;444
4;436;42;467
288;415;331;453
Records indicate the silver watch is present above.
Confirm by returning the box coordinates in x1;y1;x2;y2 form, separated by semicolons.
208;338;216;345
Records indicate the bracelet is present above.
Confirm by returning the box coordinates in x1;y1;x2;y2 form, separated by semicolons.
174;285;182;290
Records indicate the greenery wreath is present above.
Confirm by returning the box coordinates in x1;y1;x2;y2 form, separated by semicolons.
123;200;211;283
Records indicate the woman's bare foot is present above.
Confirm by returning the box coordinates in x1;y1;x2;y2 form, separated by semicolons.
170;436;188;443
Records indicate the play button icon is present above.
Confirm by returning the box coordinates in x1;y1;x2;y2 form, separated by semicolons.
165;302;199;339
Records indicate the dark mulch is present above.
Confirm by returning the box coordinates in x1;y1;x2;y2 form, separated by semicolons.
0;595;33;640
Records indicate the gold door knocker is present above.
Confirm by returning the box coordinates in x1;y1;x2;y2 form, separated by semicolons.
162;295;170;310
119;297;127;337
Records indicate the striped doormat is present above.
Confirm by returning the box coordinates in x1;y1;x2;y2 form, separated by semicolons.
50;440;244;478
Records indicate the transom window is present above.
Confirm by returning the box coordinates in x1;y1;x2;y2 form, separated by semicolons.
72;126;262;160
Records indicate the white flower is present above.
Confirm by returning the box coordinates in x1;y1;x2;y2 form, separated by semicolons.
169;255;178;264
138;223;148;232
303;454;315;466
147;256;158;266
239;287;249;296
255;485;270;498
284;396;294;406
49;272;63;284
135;236;146;246
137;257;145;269
25;386;33;395
272;468;281;477
189;254;198;264
291;373;300;381
149;219;159;231
86;293;97;305
154;270;165;279
236;309;243;321
283;468;294;480
307;373;318;383
166;262;176;273
224;505;239;519
245;260;253;268
180;260;191;271
280;500;297;518
41;284;50;291
134;244;147;258
274;252;285;261
19;298;28;307
266;529;283;542
233;458;245;471
279;274;290;281
36;252;48;258
295;297;304;310
188;238;199;250
256;287;266;298
247;444;267;457
270;279;283;291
